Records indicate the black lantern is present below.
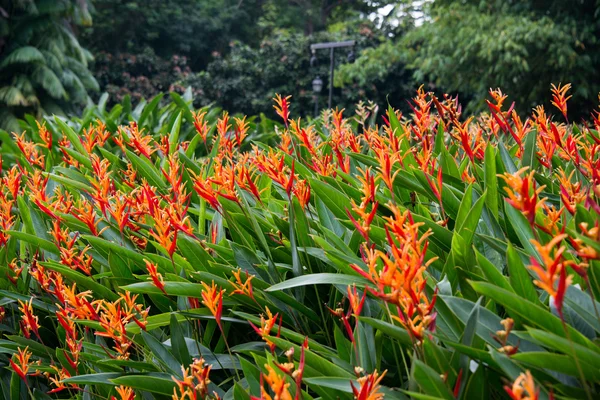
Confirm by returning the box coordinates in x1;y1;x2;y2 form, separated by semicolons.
312;76;323;94
347;48;355;63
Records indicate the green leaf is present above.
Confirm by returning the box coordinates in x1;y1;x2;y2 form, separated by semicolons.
110;374;177;395
53;116;86;155
512;352;600;381
265;273;369;292
125;149;166;189
411;360;454;400
506;243;541;306
474;250;513;293
168;112;182;155
140;331;182;378
138;93;164;127
469;281;593;349
521;129;537;170
359;317;412;347
484;143;498;218
504;204;540;261
170;314;190;365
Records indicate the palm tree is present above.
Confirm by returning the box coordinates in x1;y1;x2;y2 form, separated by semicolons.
0;0;98;132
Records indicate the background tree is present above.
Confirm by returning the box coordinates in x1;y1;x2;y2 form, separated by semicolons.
0;0;98;132
339;0;600;118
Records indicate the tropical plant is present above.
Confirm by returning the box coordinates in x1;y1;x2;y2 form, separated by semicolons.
0;0;98;133
1;85;600;400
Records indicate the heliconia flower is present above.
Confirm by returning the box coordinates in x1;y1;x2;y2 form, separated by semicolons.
95;294;147;360
18;299;40;339
201;281;224;328
230;268;255;300
293;179;311;210
121;122;156;159
10;347;32;382
190;170;223;211
273;94;292;127
6;258;22;285
258;365;293;400
492;318;519;355
109;194;132;233
36;121;52;150
550;83;572;121
193;110;210;144
48;365;73;393
72;198;104;236
149;208;178;257
504;370;539;400
111;385;135;400
250;307;280;353
234;116;250;147
528;235;573;319
81;125;99;154
172;357;215;400
13;131;45;168
62;283;99;321
424;159;444;209
500;167;546;227
555;169;586;215
145;259;166;294
351;369;387;400
347;285;366;317
2;165;22;200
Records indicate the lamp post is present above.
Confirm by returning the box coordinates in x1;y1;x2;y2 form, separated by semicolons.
310;40;355;110
311;76;323;117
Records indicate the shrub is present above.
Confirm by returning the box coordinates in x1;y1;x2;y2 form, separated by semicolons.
0;0;98;132
0;85;599;399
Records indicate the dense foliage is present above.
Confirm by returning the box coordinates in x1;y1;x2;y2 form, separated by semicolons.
1;85;600;399
339;0;600;117
187;28;414;118
0;0;99;132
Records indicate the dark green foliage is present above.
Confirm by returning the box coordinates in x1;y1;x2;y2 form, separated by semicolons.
0;0;98;132
186;27;416;118
340;0;600;118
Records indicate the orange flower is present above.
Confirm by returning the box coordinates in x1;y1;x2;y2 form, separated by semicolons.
352;206;437;341
273;94;292;127
528;235;572;318
550;83;572;121
36;121;52;150
172;358;214;400
293;179;311;210
48;365;73;393
10;347;32;382
504;370;539;400
230;268;255;300
351;370;387;400
19;299;40;339
193;110;210;143
145;259;166;294
556;168;587;215
149;208;178;257
500;167;545;226
122;121;156;159
201;281;224;327
250;307;280;353
112;385;135;400
259;365;293;400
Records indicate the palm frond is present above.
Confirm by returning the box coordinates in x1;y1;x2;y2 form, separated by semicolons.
0;107;21;133
32;64;66;99
0;45;45;68
0;86;28;106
